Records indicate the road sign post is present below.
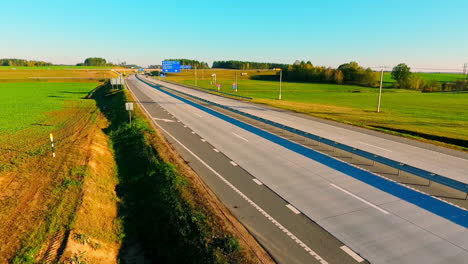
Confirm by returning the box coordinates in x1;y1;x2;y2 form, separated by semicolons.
125;102;134;124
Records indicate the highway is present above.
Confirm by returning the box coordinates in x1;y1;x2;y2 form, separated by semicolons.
127;75;467;264
146;77;468;184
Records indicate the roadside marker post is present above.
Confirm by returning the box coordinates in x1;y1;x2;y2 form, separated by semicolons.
125;102;134;124
49;133;55;158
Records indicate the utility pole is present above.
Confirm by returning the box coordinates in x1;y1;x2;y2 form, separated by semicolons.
464;63;468;80
377;67;384;113
195;66;198;86
278;70;283;100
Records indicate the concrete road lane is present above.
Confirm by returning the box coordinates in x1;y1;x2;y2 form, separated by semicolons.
143;77;468;184
127;76;468;264
126;78;366;264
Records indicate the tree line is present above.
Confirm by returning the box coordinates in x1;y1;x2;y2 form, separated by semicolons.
0;58;52;67
76;57;114;66
165;59;209;69
212;60;288;70
211;59;466;91
391;63;467;92
282;61;378;86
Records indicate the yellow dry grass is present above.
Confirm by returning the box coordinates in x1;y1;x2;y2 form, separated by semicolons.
0;69;118;79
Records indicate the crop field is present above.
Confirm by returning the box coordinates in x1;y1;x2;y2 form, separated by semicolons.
0;66;118;70
163;70;468;148
0;80;114;262
0;68;118;80
0;82;97;133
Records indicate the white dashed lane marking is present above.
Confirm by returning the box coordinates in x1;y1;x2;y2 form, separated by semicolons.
286;204;301;215
253;179;263;185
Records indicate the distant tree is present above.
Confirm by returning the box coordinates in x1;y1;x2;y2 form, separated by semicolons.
391;63;411;87
337;61;361;83
333;70;344;84
212;60;287;70
166;59;209;69
357;68;379;86
0;58;52;67
80;57;107;66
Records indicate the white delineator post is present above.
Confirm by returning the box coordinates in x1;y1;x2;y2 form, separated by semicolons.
49;133;55;157
377;68;384;112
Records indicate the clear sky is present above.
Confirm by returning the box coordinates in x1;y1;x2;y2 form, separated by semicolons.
1;0;467;70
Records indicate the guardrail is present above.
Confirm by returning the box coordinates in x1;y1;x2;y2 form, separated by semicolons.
137;75;468;194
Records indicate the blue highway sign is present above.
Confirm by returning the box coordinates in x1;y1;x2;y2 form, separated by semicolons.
162;61;181;73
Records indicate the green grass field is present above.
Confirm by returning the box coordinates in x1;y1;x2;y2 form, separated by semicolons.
163;71;468;148
0;82;98;134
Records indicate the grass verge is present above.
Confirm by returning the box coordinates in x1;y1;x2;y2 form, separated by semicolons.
93;83;273;263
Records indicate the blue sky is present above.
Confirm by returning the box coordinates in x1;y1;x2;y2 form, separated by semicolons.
1;0;467;70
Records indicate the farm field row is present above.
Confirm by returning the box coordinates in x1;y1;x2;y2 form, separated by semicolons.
0;80;123;262
0;66;119;70
0;69;118;79
162;72;468;148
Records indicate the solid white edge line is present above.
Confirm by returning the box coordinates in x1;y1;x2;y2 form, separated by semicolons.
252;179;263;185
127;77;328;264
232;132;249;142
230;161;238;166
193;112;203;118
330;183;390;215
340;246;364;263
286;204;301;215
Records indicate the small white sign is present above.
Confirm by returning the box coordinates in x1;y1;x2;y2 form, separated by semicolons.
125;102;134;111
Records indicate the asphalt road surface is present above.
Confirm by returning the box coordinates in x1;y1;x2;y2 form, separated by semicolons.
127;75;467;264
